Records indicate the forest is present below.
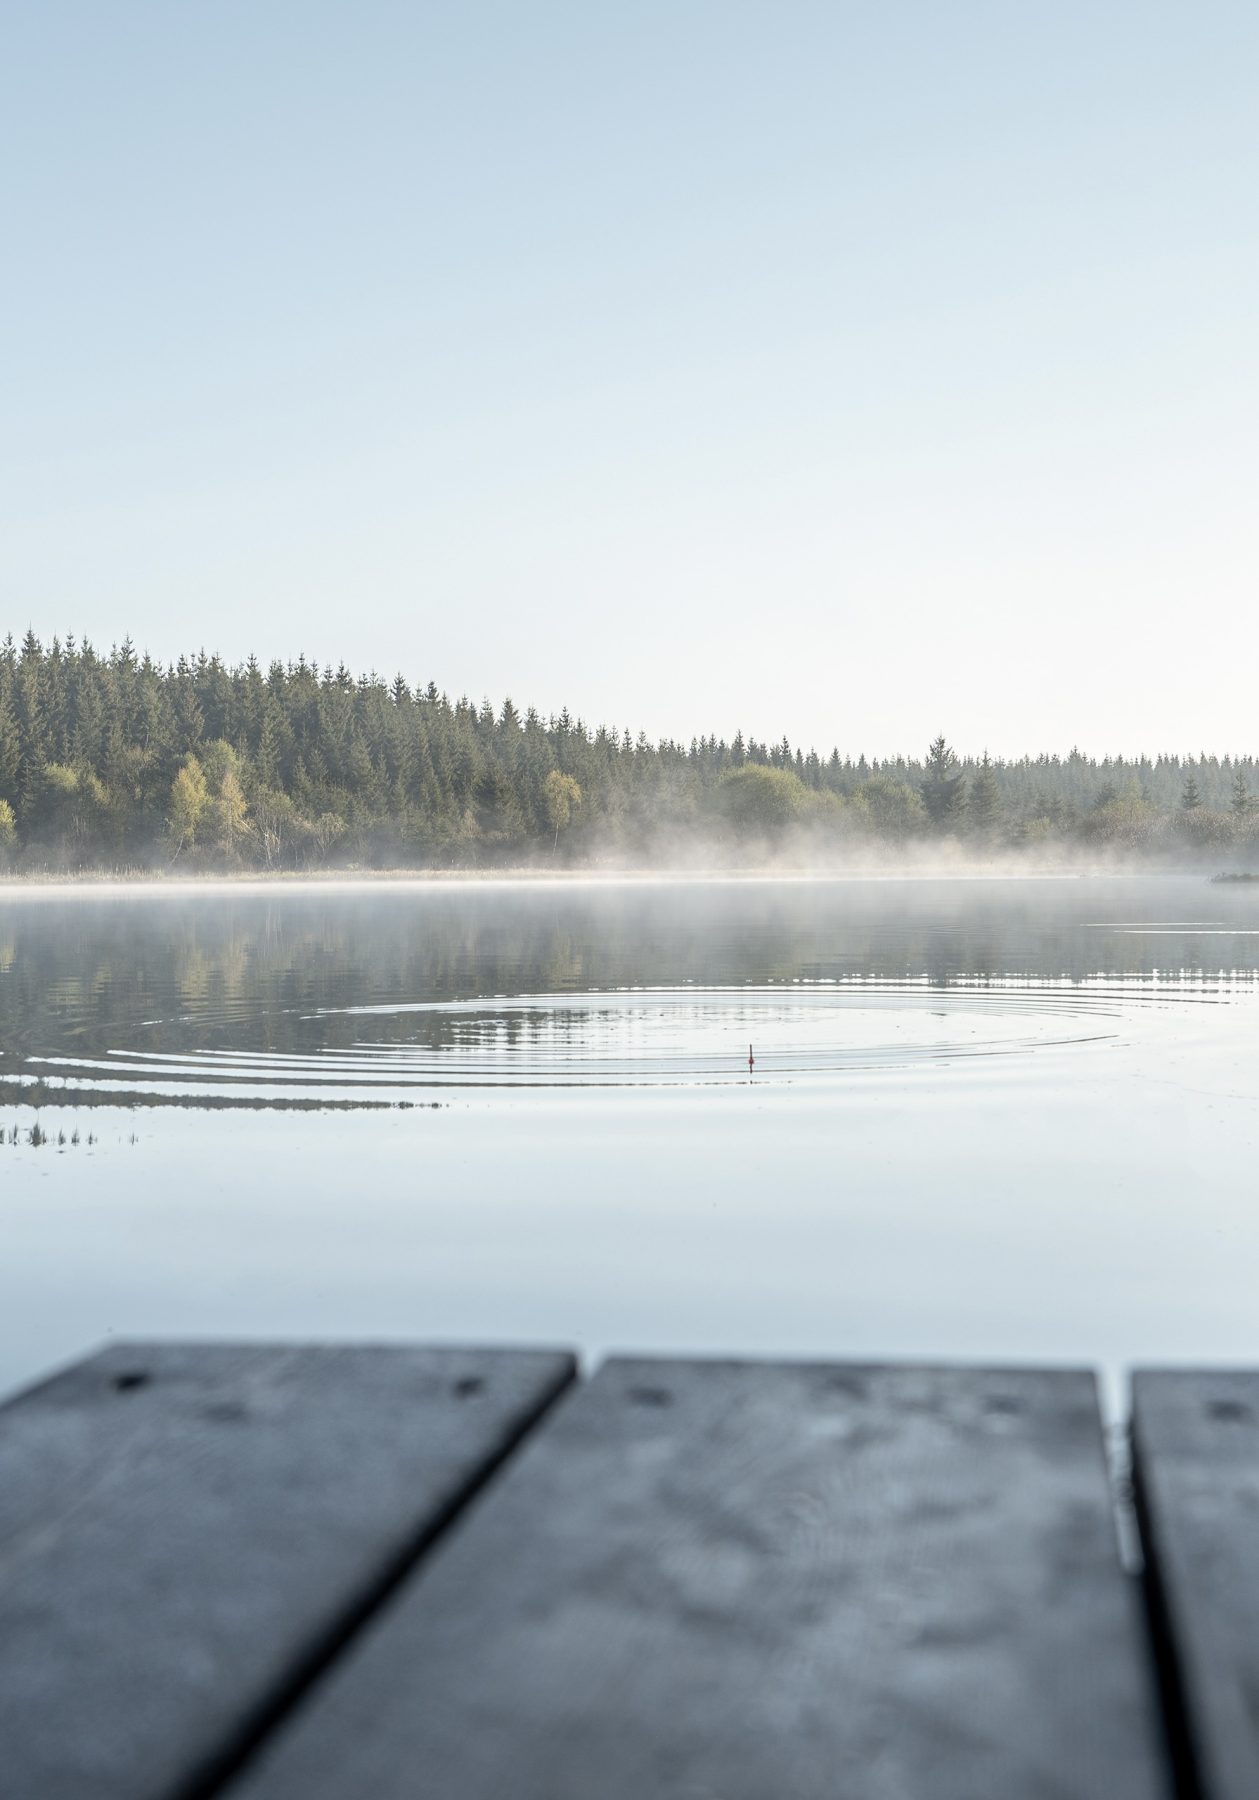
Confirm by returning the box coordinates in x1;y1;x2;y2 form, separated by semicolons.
0;632;1255;872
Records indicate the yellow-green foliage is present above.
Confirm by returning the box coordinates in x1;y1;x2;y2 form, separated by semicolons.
168;757;209;853
715;765;807;832
542;770;582;837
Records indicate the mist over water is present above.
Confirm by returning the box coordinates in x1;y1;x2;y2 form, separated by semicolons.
2;875;1257;1407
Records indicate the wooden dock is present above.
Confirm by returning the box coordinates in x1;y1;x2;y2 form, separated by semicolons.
1;1346;1255;1798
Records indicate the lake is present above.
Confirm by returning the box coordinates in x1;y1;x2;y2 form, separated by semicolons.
1;875;1256;1410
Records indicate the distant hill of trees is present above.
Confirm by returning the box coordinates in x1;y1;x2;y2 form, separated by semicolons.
1;632;1256;872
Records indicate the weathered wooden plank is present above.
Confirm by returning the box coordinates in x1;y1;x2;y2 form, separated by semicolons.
231;1358;1170;1800
0;1340;575;1800
1132;1369;1259;1800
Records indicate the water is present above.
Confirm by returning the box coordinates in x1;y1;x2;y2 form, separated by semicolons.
1;875;1256;1410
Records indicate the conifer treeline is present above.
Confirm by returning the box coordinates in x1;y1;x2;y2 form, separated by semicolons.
0;632;1255;870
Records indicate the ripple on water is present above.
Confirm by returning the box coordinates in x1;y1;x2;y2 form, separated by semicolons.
2;973;1244;1109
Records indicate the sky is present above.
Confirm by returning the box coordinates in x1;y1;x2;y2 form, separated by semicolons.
3;2;1257;758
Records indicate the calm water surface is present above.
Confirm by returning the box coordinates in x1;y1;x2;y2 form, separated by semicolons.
1;875;1256;1407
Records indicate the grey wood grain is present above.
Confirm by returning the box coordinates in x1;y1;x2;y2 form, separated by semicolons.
1132;1368;1259;1800
0;1340;575;1800
232;1358;1170;1800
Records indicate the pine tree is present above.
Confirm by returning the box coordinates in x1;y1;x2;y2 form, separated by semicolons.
1181;775;1202;811
920;736;967;828
1231;768;1252;819
0;692;20;805
968;752;1001;836
257;707;283;789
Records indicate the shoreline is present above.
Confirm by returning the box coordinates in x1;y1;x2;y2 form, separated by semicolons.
0;860;1238;896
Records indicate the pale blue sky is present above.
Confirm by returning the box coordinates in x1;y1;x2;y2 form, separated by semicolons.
3;3;1256;755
